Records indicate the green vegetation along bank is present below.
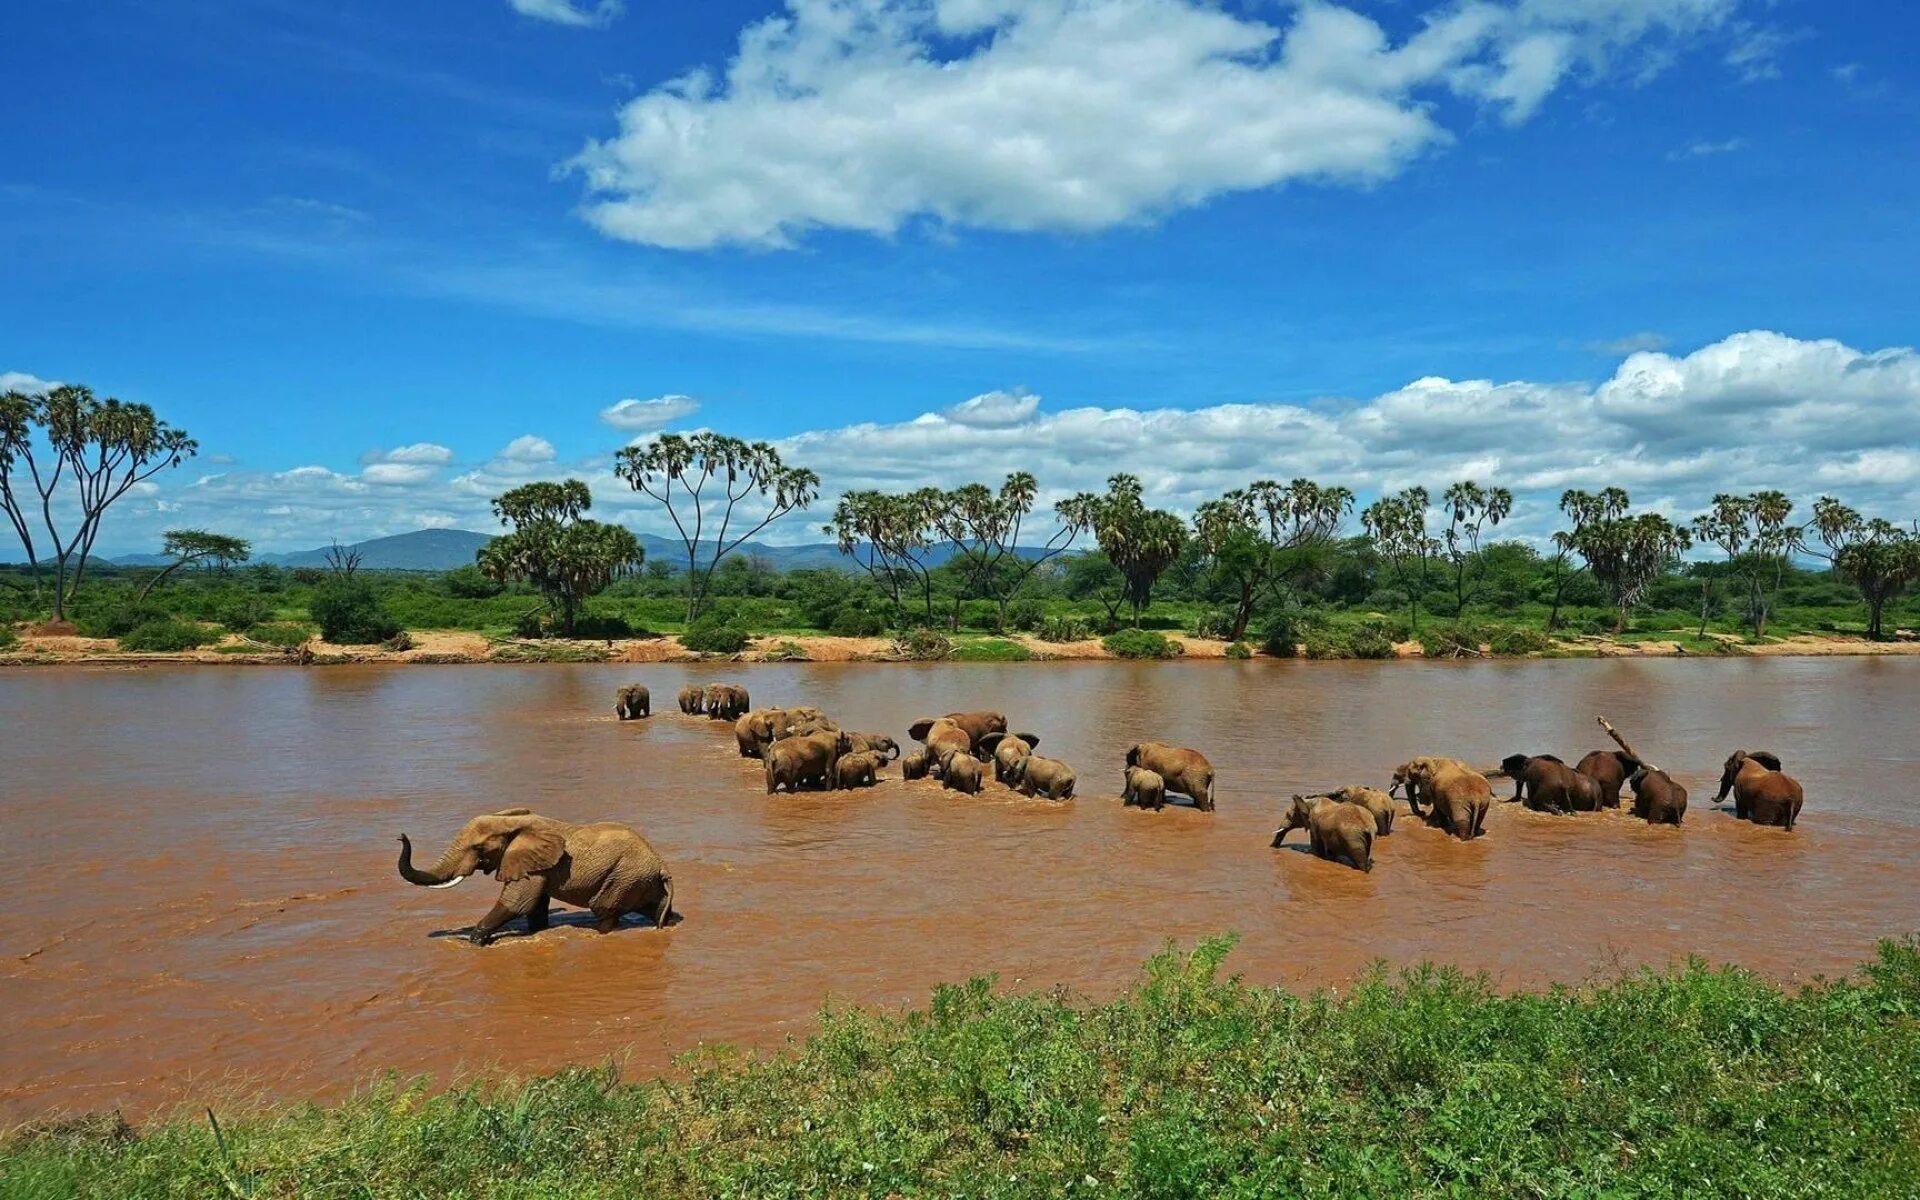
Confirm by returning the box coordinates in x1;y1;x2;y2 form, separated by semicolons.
6;937;1920;1198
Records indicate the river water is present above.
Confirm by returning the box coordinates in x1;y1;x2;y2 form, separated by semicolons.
3;658;1917;1122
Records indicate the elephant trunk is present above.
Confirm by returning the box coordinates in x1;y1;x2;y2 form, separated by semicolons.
1714;765;1736;802
396;834;470;889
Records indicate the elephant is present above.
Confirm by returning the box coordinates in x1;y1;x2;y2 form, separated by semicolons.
396;808;674;944
1716;750;1804;830
935;711;1009;751
978;731;1041;784
703;683;751;722
613;684;650;720
1390;757;1491;840
833;750;887;789
1499;754;1603;815
1629;765;1688;826
909;717;976;766
676;684;705;715
734;707;829;759
764;728;847;795
1309;785;1395;835
1124;742;1215;811
1010;754;1075;800
1121;765;1166;810
1272;795;1374;872
1574;750;1639;809
939;750;985;795
843;732;903;761
901;747;934;780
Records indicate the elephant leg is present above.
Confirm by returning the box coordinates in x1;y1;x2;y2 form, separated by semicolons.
525;892;552;934
593;910;623;934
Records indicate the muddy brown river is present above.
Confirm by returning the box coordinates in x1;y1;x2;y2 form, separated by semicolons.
3;658;1918;1122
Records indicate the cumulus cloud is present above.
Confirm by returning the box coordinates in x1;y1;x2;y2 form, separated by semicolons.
945;387;1041;427
1666;137;1748;161
498;434;558;463
1586;332;1669;355
600;394;701;431
362;442;455;466
1;370;61;393
571;0;1746;249
509;0;622;28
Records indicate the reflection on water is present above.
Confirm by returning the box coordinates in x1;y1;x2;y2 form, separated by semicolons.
3;657;1918;1120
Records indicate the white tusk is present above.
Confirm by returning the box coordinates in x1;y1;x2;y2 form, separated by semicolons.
427;875;467;890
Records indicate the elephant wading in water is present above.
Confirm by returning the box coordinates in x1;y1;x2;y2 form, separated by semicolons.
1629;765;1688;825
909;717;977;772
1122;766;1166;810
833;750;887;789
939;750;986;795
614;685;650;720
734;707;830;759
1391;757;1491;840
1124;742;1216;811
1574;750;1638;809
677;685;705;715
1717;750;1804;830
978;731;1040;785
1010;754;1075;800
764;728;847;794
1499;754;1603;815
844;732;903;762
397;808;674;944
1272;795;1374;872
703;683;751;722
901;748;934;780
1308;785;1395;835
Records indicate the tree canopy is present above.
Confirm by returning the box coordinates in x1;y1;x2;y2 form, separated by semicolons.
477;480;642;636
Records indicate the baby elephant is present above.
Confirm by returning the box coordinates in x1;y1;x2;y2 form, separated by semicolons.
939;751;985;795
614;684;650;720
1629;765;1688;825
901;747;934;780
834;750;887;790
1312;785;1395;835
1121;766;1166;810
1272;795;1375;872
1012;755;1076;801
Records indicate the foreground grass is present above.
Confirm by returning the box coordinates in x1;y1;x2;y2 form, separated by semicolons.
9;937;1920;1198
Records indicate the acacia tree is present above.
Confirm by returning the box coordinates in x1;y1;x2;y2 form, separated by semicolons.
1544;488;1626;630
1193;478;1354;641
0;384;198;618
1057;475;1186;629
930;473;1086;630
1572;501;1692;632
1360;487;1440;634
1440;480;1514;616
477;479;641;637
1811;497;1920;639
1691;491;1800;638
827;488;942;626
614;433;818;621
136;529;252;601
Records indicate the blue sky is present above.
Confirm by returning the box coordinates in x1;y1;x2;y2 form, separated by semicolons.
3;0;1917;553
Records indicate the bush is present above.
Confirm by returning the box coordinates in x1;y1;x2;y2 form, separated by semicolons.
309;580;402;645
1348;620;1399;660
215;593;273;633
78;600;169;639
512;608;550;639
1006;599;1046;632
1037;615;1093;643
1191;609;1237;640
118;619;218;652
1103;628;1183;659
442;565;505;599
1487;625;1554;656
1420;620;1484;659
246;622;312;648
1260;612;1306;658
681;616;752;655
571;613;636;639
828;607;887;638
1224;640;1252;660
892;627;952;661
948;638;1033;662
1303;628;1353;660
0;624;16;652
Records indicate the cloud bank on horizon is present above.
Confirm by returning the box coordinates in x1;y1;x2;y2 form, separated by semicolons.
572;0;1754;249
12;329;1916;557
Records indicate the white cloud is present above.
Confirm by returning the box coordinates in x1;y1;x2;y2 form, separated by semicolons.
357;442;455;485
365;442;455;466
361;462;443;486
509;0;623;28
1586;332;1669;355
945;387;1041;427
498;434;558;463
599;394;701;431
571;0;1746;250
1;370;60;393
1666;136;1748;161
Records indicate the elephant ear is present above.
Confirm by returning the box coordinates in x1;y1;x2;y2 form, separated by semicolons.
907;717;936;742
491;806;534;817
1013;732;1040;750
977;731;1005;754
1124;744;1141;768
1747;750;1784;772
499;824;567;883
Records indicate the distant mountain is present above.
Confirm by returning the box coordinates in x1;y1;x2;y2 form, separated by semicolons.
92;528;1059;574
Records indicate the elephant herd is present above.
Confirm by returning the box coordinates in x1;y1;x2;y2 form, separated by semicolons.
396;685;1811;941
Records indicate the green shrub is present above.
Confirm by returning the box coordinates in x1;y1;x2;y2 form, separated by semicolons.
1192;609;1237;640
0;624;16;651
1348;621;1399;660
892;627;952;661
246;622;311;647
1224;640;1252;659
1303;627;1353;659
1260;612;1305;658
1037;615;1093;643
1103;628;1183;659
1006;598;1046;632
1487;625;1554;656
681;616;751;655
309;580;402;645
78;600;169;639
118;619;218;652
571;613;636;639
441;565;505;599
1419;620;1484;659
214;593;273;633
828;607;887;637
949;638;1033;662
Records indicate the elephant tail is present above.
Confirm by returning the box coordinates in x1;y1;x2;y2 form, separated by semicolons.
763;756;777;795
656;878;675;930
1361;829;1375;872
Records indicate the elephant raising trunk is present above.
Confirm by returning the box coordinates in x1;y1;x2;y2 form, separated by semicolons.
396;833;474;889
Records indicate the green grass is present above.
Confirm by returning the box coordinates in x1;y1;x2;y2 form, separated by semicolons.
949;637;1035;662
7;937;1920;1198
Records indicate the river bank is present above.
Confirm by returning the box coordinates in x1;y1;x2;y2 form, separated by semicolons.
4;625;1918;666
